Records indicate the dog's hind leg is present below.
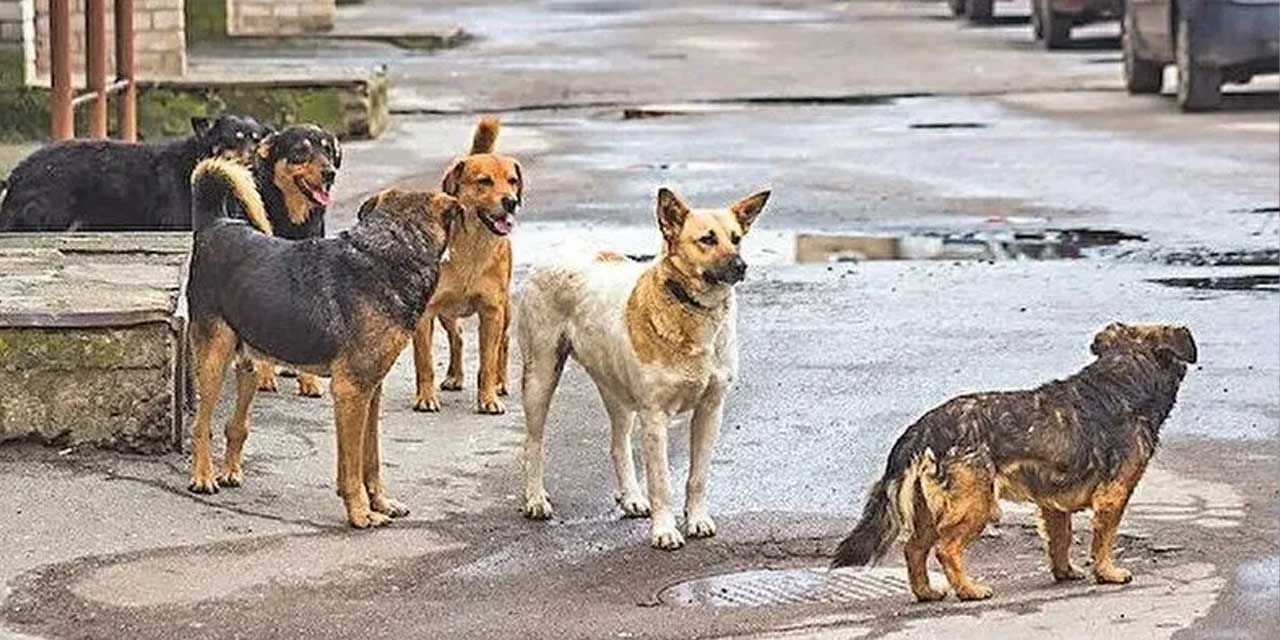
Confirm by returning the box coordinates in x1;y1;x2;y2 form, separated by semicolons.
219;357;259;488
363;383;409;519
684;385;726;539
930;457;997;600
189;319;236;494
641;409;683;550
412;313;442;412
520;335;569;520
601;391;646;517
439;315;465;392
1039;507;1085;581
904;488;947;602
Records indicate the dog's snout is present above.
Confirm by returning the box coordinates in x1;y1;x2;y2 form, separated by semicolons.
501;195;519;214
727;255;747;281
321;168;337;186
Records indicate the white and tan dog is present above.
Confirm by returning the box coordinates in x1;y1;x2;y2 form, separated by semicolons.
517;187;770;549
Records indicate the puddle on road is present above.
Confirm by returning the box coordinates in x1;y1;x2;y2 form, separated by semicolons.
1147;274;1280;292
908;121;989;130
795;227;1145;263
661;566;940;608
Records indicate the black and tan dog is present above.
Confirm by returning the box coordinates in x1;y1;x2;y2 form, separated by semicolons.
186;158;459;527
242;124;343;398
0;115;269;231
411;116;522;414
832;323;1197;602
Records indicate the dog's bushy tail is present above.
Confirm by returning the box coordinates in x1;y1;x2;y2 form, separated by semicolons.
831;431;936;569
470;116;501;154
191;158;271;234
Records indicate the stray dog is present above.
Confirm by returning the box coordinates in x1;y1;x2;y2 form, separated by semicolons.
412;116;521;415
0;115;269;231
831;323;1197;602
244;124;343;398
518;187;770;549
185;158;459;527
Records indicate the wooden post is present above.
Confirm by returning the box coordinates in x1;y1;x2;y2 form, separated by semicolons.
85;0;109;138
115;0;137;142
49;0;74;140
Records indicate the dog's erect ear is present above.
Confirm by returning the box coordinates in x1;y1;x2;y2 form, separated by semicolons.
730;190;770;233
1090;322;1129;357
257;132;277;161
1160;326;1198;364
656;187;690;244
442;160;466;196
513;161;524;205
357;191;383;221
191;117;212;137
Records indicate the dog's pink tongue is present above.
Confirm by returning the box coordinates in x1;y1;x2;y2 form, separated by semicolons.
309;185;333;207
492;214;515;235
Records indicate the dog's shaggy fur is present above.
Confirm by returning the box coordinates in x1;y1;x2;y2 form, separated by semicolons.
0;115;269;231
411;116;522;415
831;323;1197;602
518;187;769;550
186;158;459;527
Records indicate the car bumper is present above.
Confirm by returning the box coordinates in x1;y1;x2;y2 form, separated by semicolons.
1191;0;1280;69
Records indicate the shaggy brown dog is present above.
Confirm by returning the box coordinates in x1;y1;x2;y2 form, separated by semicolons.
411;116;522;415
832;323;1197;602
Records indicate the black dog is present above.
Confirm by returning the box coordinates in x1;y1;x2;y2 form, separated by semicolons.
0;115;269;232
250;124;342;240
186;157;460;528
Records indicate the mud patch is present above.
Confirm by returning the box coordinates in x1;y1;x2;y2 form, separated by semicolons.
661;567;941;608
1147;274;1279;293
909;122;989;130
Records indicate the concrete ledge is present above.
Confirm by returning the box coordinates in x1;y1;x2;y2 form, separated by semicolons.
0;233;190;453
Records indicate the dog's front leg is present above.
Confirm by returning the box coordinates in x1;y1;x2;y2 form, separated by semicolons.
332;375;386;528
641;409;683;550
412;313;441;412
476;304;506;414
684;387;725;539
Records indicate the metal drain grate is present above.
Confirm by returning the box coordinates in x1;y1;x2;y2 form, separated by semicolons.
661;567;940;608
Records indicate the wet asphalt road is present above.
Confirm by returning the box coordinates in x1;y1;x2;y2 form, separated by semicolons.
2;1;1278;639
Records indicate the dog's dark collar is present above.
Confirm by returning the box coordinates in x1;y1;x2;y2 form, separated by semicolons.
664;278;714;313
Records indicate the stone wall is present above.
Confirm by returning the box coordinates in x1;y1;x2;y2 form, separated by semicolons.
0;0;35;83
32;0;187;80
228;0;334;35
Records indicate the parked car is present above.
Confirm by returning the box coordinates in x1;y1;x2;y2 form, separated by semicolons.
1031;0;1126;49
1124;0;1280;111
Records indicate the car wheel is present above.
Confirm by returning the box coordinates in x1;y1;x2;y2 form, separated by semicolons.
967;0;993;21
948;0;966;17
1122;6;1163;93
1040;0;1072;49
1176;13;1222;111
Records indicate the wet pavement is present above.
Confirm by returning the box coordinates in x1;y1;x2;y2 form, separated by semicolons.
1;1;1278;639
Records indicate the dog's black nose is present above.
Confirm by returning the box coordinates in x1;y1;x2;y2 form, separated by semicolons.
727;255;747;282
501;195;519;214
321;168;337;186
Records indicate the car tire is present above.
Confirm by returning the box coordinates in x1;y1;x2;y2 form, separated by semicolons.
1176;13;1222;111
967;0;993;21
1122;7;1163;93
948;0;966;17
1040;0;1072;50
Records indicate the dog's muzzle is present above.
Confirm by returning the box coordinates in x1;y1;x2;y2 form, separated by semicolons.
704;255;747;285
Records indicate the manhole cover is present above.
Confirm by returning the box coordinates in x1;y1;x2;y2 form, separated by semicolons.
660;567;940;608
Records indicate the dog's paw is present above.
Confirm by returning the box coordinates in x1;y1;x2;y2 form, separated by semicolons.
684;512;717;539
496;383;509;397
1053;564;1086;582
348;510;393;529
523;491;554;520
1094;565;1132;585
912;586;948;603
188;473;220;494
615;492;651;518
440;376;463;392
217;469;244;488
954;582;993;601
650;524;685;551
412;394;441;412
477;397;506;415
370;494;411;518
296;376;324;398
256;376;279;393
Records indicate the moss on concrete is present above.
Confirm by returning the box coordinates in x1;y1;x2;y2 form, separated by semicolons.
1;45;25;85
185;0;229;43
0;325;171;371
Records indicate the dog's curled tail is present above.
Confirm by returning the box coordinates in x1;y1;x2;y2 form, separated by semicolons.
470;116;501;154
831;436;936;569
191;157;272;235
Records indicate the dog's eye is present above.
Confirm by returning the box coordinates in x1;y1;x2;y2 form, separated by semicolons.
698;232;717;247
477;176;494;186
508;177;519;186
730;233;741;245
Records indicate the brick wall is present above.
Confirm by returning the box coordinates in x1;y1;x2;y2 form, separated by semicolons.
228;0;334;36
32;0;186;80
0;0;35;83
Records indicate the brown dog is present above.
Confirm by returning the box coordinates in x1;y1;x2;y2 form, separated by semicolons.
832;323;1197;601
412;117;522;415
